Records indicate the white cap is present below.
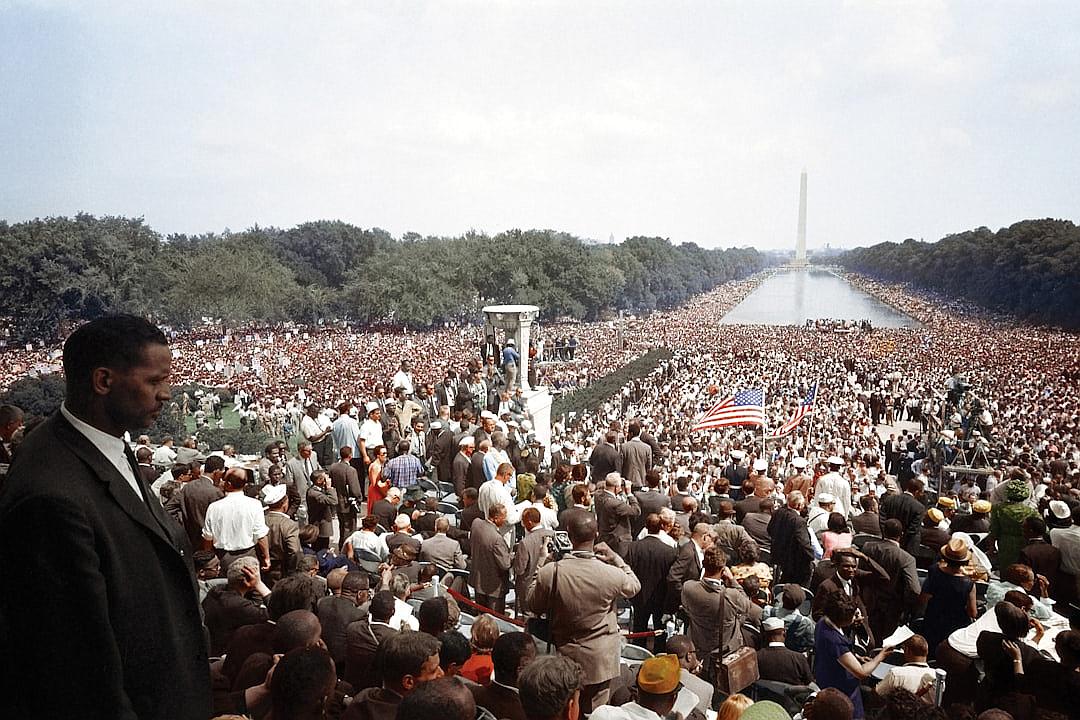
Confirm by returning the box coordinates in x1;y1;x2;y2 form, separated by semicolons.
762;617;785;632
827;456;844;466
1050;500;1071;520
753;459;768;472
459;436;475;447
263;484;287;505
365;401;380;414
430;421;443;430
817;492;836;505
480;410;498;420
791;457;808;469
506;338;515;345
730;450;745;460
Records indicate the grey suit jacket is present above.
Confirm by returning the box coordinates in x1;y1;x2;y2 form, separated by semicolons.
469;518;511;596
286;455;323;502
595;490;640;555
619;437;652;488
419;533;466;569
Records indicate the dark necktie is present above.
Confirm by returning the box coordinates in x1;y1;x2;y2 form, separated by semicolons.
124;445;172;534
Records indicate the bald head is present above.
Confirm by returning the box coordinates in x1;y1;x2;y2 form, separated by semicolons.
567;514;598;547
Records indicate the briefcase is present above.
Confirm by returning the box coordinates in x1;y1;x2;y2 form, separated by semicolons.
715;646;759;695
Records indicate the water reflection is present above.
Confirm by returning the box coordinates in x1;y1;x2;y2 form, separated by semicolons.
721;267;920;328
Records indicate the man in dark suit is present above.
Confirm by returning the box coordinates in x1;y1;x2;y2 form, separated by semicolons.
880;477;927;556
594;472;640;556
167;454;225;550
318;571;369;677
372;487;402;532
632;469;671;537
666;523;714;612
470;632;535;720
0;315;211;720
623;513;678;651
459;487;483;533
850;495;881;537
344;590;399;690
590;430;622;485
768;491;814;587
134;445;159;487
307;470;339;551
451;436;474;499
512;508;553;616
756;617;813;686
328;446;363;540
559;483;594;531
862;519;922;643
811;548;887;650
619;422;652;489
469;438;489;490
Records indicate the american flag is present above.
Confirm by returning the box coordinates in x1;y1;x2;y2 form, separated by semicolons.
767;383;818;439
692;388;766;432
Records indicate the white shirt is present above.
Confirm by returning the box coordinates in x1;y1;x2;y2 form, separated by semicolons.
1051;526;1080;575
359;419;384;452
392;370;414;396
151;443;177;467
515;500;558;530
816;472;852;517
877;662;935;698
332;414;362;455
479;479;521;527
390;597;419;631
300;414;323;442
202;491;270;551
346;530;389;561
61;403;143;501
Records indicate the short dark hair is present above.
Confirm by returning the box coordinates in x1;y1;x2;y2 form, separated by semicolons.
342;571;369;596
821;592;858;626
994;601;1030;640
273;610;322;654
204;455;226;473
270;646;336;719
396;677;475;720
418;597;450;636
519;655;582;720
438;631;471;671
370;590;397;622
266;574;317;619
491;632;536;684
379;631;440;685
62;315;168;399
882;518;904;540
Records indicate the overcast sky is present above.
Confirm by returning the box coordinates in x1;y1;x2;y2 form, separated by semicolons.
2;1;1078;250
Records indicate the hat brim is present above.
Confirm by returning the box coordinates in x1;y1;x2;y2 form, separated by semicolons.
940;544;972;562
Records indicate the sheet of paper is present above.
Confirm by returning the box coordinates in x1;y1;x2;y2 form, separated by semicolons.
883;625;915;648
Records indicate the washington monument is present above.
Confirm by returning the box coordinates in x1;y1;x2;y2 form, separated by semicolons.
794;169;808;266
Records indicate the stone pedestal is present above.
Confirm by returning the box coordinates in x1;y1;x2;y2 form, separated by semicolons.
482;304;553;449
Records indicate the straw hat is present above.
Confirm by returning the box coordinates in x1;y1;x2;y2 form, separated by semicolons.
636;654;682;695
941;537;972;563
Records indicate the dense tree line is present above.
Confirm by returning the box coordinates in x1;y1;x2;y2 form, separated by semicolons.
0;215;767;343
838;219;1080;329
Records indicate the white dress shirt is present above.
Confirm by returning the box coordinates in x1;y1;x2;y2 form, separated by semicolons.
202;491;270;551
61;403;143;501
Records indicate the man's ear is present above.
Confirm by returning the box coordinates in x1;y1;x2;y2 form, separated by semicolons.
401;674;416;693
91;367;114;397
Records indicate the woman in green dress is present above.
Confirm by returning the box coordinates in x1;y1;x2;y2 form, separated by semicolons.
989;479;1038;569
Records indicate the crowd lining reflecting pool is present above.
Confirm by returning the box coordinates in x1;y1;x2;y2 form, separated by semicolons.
720;267;921;328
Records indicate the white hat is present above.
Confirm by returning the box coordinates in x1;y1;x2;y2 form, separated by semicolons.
817;492;836;505
753;459;768;472
827;456;844;466
430;421;443;430
1049;500;1071;520
730;450;745;460
505;338;515;345
762;617;785;632
263;484;287;506
563;441;576;451
365;401;380;414
791;457;808;469
480;410;498;420
458;436;475;447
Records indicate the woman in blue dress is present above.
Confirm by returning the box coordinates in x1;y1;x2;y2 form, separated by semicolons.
813;593;895;719
919;537;978;659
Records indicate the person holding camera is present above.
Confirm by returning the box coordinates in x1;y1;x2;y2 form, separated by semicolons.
527;513;641;713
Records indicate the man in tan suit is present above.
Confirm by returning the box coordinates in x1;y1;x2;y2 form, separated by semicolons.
527;514;641;713
681;546;753;679
618;421;652;489
594;472;640;557
470;503;512;612
262;484;301;586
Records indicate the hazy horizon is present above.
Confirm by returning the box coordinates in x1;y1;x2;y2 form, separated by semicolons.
3;1;1078;251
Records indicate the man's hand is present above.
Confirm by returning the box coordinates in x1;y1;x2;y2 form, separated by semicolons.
241;564;271;597
594;542;621;566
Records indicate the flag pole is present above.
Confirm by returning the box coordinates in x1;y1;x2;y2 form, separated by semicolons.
761;386;767;461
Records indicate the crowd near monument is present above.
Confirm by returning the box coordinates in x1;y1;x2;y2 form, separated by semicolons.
0;240;1078;720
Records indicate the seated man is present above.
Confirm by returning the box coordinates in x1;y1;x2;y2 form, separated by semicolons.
985;563;1053;620
762;585;815;654
470;632;536;720
344;590;398;691
344;513;390;563
202;555;271;656
756;617;813;687
398;677;476;720
874;634;935;703
518;656;583;720
591;654;688;720
343;631;444;720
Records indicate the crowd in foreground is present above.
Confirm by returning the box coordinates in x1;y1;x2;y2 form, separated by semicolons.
0;269;1078;720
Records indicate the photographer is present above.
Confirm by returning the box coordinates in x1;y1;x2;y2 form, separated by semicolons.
526;514;641;713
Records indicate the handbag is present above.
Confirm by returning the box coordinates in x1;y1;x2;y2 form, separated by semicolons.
527;561;559;645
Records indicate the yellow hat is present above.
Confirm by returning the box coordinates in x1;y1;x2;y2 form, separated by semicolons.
927;508;945;523
636;653;682;695
973;500;991;513
937;496;956;509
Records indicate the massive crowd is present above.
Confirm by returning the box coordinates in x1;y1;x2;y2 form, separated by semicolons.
1;269;1079;720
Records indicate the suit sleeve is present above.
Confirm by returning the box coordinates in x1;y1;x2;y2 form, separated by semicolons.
164;490;184;525
1;495;139;719
899;556;921;605
493;533;512;572
284;523;302;575
610;494;641;518
666;544;692;612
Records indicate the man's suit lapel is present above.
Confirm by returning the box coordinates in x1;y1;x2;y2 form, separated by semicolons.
54;415;175;549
